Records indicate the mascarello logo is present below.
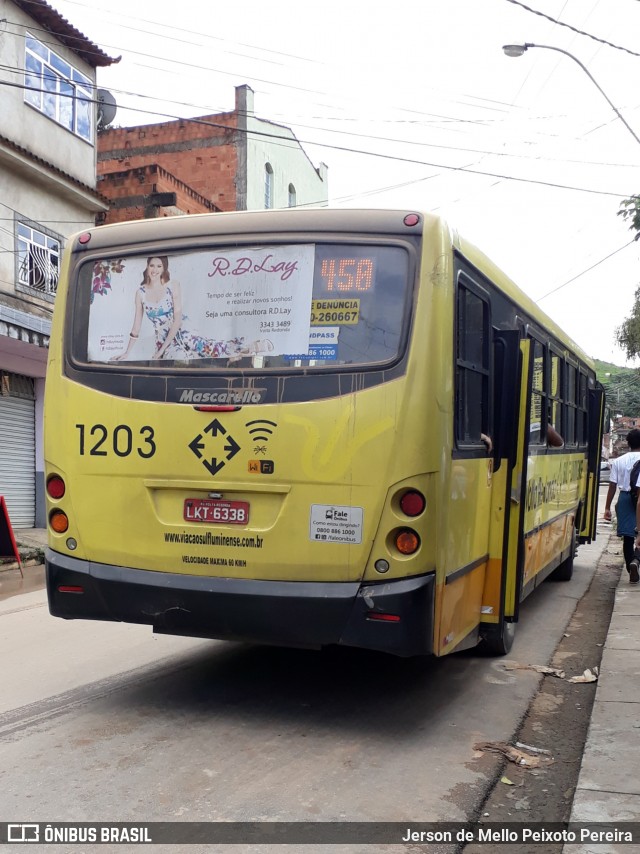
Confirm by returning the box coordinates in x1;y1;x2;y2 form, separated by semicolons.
176;388;266;404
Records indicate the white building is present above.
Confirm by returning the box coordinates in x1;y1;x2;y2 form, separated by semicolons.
0;0;117;526
238;86;329;212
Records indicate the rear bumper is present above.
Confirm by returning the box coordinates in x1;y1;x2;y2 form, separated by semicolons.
46;549;435;657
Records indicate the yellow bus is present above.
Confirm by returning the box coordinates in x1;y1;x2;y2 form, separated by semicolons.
44;209;604;657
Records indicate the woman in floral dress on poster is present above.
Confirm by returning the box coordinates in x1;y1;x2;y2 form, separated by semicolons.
112;256;273;361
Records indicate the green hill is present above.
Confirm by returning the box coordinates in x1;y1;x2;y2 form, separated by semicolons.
595;360;640;417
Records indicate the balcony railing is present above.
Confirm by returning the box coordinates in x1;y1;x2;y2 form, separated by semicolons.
18;245;59;297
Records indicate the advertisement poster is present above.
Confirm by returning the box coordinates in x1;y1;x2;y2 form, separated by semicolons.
87;245;315;363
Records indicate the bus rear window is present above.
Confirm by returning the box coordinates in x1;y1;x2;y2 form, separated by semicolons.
77;243;410;369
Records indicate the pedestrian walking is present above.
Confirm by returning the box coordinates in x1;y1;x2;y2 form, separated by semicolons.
604;428;640;584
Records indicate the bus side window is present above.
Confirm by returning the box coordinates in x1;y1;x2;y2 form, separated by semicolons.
455;281;490;447
529;339;545;445
549;351;563;446
578;371;589;446
565;362;577;445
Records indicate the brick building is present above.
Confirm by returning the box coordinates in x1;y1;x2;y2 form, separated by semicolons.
97;164;220;224
97;85;328;224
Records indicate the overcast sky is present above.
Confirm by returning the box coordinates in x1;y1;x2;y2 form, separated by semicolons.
44;0;640;366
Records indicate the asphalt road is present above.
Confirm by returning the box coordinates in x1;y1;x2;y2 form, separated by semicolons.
0;509;611;854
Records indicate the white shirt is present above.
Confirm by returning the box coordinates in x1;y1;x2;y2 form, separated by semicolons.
610;451;640;492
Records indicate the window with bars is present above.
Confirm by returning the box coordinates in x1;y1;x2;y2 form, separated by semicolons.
0;371;36;400
16;220;61;298
24;34;93;142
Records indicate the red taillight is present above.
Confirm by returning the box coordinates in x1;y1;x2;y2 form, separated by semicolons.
47;475;66;499
400;490;425;517
58;585;84;594
367;612;401;622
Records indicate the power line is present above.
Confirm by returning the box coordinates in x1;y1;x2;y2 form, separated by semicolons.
10;13;616;140
99;106;636;198
44;0;322;66
505;0;640;58
537;240;636;300
0;74;632;199
8;18;640;176
3;20;526;133
2;19;323;97
5;57;640;173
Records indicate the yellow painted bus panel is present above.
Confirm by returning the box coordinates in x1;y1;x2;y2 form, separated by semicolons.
46;375;447;583
523;515;572;585
436;563;486;655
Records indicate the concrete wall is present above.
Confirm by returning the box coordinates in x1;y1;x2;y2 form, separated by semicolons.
0;179;95;304
0;0;98;188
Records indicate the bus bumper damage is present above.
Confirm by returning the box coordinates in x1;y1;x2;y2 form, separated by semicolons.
46;549;435;657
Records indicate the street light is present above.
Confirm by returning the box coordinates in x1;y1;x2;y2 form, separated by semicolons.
502;42;640;147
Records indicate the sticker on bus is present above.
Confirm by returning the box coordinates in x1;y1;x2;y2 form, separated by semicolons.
309;504;364;544
283;345;337;361
309;326;340;344
310;299;360;326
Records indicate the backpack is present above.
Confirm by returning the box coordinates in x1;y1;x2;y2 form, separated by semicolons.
630;459;640;507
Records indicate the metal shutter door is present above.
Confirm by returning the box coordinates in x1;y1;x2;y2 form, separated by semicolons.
0;396;35;527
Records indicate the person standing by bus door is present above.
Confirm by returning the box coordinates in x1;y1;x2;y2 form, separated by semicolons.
604;427;640;583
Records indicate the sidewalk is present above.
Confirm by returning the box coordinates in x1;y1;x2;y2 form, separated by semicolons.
564;530;640;852
12;527;48;551
0;527;47;598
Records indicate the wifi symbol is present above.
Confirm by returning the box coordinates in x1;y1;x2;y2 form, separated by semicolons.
245;419;278;442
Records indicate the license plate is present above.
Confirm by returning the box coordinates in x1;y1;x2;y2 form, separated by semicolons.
184;498;250;525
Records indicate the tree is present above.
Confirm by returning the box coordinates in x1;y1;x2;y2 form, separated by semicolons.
599;368;640;417
615;285;640;360
616;198;640;359
618;195;640;237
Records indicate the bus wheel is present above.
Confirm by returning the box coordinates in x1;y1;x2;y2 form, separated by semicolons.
549;529;576;582
480;619;516;656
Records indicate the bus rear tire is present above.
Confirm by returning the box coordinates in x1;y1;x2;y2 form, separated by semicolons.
549;528;576;582
481;619;516;656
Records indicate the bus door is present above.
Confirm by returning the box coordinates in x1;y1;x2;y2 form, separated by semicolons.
481;332;531;654
580;384;605;542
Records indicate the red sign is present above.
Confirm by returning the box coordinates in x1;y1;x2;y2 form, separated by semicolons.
0;495;22;576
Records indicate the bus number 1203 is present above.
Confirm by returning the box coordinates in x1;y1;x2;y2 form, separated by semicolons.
75;424;156;458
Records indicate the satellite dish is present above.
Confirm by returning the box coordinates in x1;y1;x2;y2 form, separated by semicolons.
97;89;117;130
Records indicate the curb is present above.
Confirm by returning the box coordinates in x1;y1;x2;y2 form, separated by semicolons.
0;549;45;574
